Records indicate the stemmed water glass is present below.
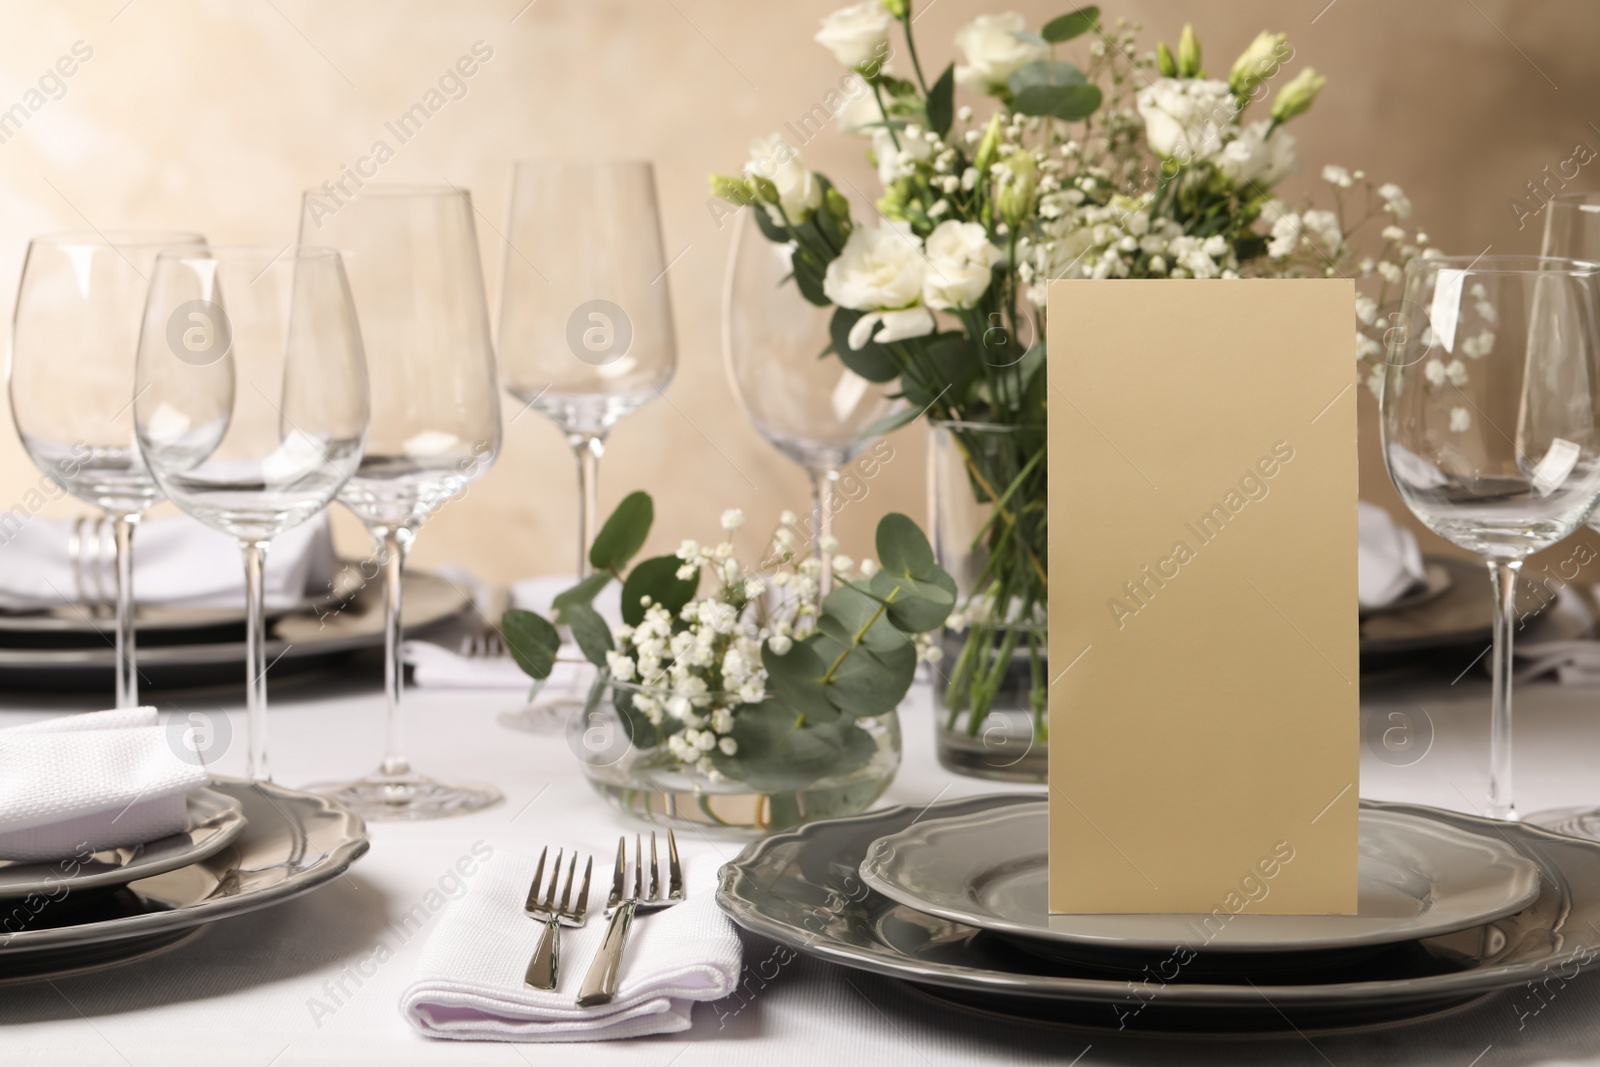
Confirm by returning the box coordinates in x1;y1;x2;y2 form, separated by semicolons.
1382;255;1600;821
10;230;207;707
134;245;368;781
301;184;503;819
497;160;677;576
723;209;897;590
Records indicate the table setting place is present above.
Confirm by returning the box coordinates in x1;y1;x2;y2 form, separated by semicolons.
12;4;1600;1066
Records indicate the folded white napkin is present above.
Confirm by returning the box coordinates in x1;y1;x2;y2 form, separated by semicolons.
1359;501;1427;610
0;707;210;861
0;513;335;612
401;852;739;1042
1516;587;1600;684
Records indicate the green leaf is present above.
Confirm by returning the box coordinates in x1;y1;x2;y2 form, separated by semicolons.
1010;29;1050;46
501;609;561;680
751;203;788;242
552;571;611;613
876;511;939;578
588;491;652;574
1012;82;1102;122
1041;7;1100;43
1008;60;1086;95
711;700;878;792
620;554;699;627
860;403;924;439
829;307;900;382
761;638;843;724
561;601;613;667
926;62;955;137
822;581;911;658
612;686;661;750
868;567;955;632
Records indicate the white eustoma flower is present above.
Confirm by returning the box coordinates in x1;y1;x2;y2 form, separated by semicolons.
823;220;926;310
922;220;1002;310
1216;122;1298;189
1135;78;1234;162
745;135;822;221
847;307;936;347
954;12;1048;92
814;2;891;71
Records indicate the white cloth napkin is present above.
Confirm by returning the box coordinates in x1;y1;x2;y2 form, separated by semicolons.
1359;501;1427;610
0;513;335;612
1516;587;1600;684
401;852;740;1042
0;707;210;861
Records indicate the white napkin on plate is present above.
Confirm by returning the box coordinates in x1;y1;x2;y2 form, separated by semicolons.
0;512;335;612
1359;501;1427;610
1516;586;1600;684
0;707;209;861
401;852;739;1042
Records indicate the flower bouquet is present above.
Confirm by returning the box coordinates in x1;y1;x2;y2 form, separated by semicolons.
710;3;1435;779
503;492;953;831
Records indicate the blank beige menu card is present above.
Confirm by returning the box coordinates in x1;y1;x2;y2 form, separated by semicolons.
1046;279;1358;916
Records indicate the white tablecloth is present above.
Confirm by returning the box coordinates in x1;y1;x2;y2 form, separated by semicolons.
3;662;1600;1066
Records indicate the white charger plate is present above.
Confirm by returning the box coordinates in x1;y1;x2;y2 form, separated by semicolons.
859;799;1541;953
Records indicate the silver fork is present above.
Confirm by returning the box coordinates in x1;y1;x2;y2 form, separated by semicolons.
576;830;684;1007
523;846;592;990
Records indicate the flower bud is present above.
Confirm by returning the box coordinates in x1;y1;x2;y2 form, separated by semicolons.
879;0;908;17
824;186;852;221
1271;67;1326;123
995;150;1037;228
1229;31;1287;99
1156;41;1176;77
973;113;1004;172
1177;24;1201;77
709;173;755;206
748;174;781;206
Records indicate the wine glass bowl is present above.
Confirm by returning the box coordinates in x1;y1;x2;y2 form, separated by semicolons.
1382;254;1600;819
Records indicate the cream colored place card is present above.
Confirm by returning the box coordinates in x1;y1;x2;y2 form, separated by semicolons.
1046;279;1358;916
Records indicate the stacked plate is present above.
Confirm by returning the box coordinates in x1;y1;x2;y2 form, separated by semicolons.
717;794;1600;1033
0;780;368;984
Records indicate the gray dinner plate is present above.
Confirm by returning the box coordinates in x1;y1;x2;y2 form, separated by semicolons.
717;794;1600;1032
0;778;367;957
0;787;246;900
859;800;1541;953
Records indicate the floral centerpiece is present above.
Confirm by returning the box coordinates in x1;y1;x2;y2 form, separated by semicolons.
709;3;1437;778
503;492;953;830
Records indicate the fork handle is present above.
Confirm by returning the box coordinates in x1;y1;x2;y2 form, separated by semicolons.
576;900;636;1007
524;917;560;990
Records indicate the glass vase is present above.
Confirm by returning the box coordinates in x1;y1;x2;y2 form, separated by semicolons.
569;678;901;834
929;419;1048;782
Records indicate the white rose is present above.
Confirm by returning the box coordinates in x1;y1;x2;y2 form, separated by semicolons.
1135;77;1234;162
745;135;821;221
1215;121;1298;189
954;12;1048;92
870;126;930;185
814;2;891;71
823;220;925;311
923;220;1001;310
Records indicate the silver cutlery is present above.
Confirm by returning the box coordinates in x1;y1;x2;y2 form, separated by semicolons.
576;830;683;1007
523;846;592;990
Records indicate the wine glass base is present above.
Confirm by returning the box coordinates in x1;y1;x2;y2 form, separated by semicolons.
311;775;503;821
1524;806;1600;840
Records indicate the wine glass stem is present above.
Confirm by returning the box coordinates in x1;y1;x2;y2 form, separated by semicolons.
379;527;414;778
1487;559;1522;820
570;433;605;578
111;512;140;708
807;466;839;597
241;538;271;782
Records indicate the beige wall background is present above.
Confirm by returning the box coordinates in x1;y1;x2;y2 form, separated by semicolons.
1;0;1597;582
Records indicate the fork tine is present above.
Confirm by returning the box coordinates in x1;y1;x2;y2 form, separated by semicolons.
574;856;593;923
524;846;549;911
542;848;564;908
649;832;660;901
633;834;643;901
667;829;684;901
606;837;625;910
557;851;577;913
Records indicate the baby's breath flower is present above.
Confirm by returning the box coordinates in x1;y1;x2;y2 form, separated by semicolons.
720;508;745;530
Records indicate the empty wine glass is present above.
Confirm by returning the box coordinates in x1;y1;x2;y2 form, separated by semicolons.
498;160;677;576
301;184;503;819
10;230;206;707
723;209;897;590
1382;255;1600;821
134;245;368;781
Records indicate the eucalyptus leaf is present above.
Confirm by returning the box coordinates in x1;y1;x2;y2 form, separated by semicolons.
926;62;955;137
809;631;916;719
859;403;924;439
552;571;611;612
620;554;699;627
561;601;614;667
876;511;940;579
822;581;910;657
710;700;878;793
612;686;661;750
1009;29;1049;46
588;491;652;574
868;568;956;632
761;638;843;724
501;609;560;681
1012;82;1102;122
1007;59;1086;95
1041;7;1100;42
829;307;900;382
